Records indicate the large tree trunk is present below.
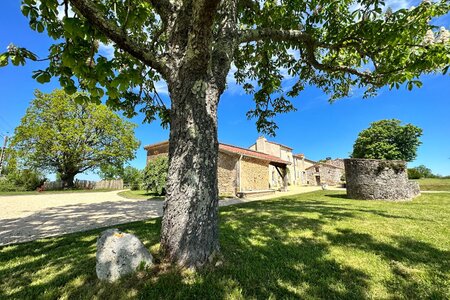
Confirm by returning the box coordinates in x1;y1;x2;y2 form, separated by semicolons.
158;0;235;268
60;173;76;189
161;75;222;268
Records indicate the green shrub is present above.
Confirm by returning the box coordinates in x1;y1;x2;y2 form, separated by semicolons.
7;169;46;191
130;182;140;191
143;156;168;196
408;168;422;179
0;178;24;192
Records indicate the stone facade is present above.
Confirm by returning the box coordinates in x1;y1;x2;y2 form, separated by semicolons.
240;157;270;191
306;163;344;186
324;158;345;169
250;136;308;187
217;152;238;196
144;141;282;197
344;158;420;200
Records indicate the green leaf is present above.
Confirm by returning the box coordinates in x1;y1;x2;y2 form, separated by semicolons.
74;94;89;104
33;70;51;84
36;22;44;33
0;53;9;67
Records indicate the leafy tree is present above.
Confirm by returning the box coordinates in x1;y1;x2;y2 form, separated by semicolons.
98;163;125;180
407;168;422;179
1;0;449;267
122;166;142;186
143;156;168;196
11;89;140;188
352;119;423;161
411;165;434;178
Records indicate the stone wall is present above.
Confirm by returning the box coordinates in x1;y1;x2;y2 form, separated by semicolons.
147;149;240;196
217;152;238;196
324;159;345;169
305;164;344;186
344;158;420;200
240;157;269;191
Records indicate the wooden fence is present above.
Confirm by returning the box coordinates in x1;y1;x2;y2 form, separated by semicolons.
43;179;123;190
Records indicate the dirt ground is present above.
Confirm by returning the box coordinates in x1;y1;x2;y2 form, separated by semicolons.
0;186;332;246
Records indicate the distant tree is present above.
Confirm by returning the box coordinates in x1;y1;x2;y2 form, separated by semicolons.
411;165;434;178
11;89;140;188
143;156;168;196
98;163;125;180
352;119;422;162
122;166;142;186
407;168;422;179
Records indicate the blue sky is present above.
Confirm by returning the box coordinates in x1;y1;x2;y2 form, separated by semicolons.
0;1;449;180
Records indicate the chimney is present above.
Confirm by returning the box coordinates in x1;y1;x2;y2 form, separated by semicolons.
256;136;266;153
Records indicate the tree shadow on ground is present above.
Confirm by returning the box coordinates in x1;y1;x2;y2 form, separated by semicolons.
1;192;449;299
0;200;163;245
326;228;450;299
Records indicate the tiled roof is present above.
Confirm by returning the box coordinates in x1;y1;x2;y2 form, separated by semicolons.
143;140;169;150
144;140;290;165
293;153;305;158
306;162;344;170
219;143;290;165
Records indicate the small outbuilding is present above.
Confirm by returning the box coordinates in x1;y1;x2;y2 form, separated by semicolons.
305;162;345;186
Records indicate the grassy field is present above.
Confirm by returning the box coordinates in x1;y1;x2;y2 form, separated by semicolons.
1;191;449;299
0;189;116;197
117;190;164;200
417;178;450;191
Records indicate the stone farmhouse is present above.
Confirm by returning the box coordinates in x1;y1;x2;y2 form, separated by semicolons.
145;137;344;197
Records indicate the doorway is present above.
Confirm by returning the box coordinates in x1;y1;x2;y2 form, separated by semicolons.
315;176;321;185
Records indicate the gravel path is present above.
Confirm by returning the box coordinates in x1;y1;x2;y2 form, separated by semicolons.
0;187;328;246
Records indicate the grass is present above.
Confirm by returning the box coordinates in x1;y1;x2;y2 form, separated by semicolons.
1;191;449;299
0;189;117;197
416;178;450;191
117;190;164;200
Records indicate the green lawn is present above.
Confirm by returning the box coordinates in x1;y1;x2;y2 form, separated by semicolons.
0;189;116;197
117;190;164;200
1;191;449;299
416;178;450;191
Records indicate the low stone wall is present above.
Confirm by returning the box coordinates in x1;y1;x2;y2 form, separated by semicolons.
344;158;420;200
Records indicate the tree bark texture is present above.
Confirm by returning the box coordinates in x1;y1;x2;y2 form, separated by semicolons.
161;76;222;268
158;0;236;268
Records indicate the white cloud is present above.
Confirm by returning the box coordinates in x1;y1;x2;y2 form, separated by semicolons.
154;80;169;95
98;42;115;59
56;2;75;20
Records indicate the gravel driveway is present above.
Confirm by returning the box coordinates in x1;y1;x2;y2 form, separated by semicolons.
0;191;163;246
0;186;326;246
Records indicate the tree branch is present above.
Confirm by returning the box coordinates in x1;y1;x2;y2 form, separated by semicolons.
239;28;380;83
303;43;378;83
238;28;312;44
69;0;168;77
146;0;173;22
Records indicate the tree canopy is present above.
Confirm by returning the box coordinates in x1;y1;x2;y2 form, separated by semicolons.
352;119;423;161
11;89;140;187
1;0;449;134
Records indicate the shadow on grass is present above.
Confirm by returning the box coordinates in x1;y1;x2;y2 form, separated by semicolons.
1;192;449;299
